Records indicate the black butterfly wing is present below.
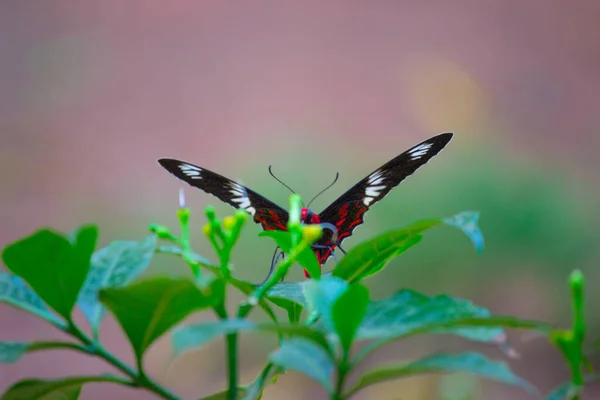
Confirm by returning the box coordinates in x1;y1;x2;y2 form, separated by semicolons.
158;158;289;231
315;132;454;264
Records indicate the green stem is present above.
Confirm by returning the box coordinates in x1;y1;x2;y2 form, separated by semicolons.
225;332;239;400
249;240;311;303
333;357;349;400
64;321;181;400
214;303;238;400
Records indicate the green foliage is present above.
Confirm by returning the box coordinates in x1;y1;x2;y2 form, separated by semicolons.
331;283;369;354
347;352;536;397
2;226;97;320
0;192;596;400
0;342;29;364
78;235;156;336
0;376;128;400
269;338;335;393
332;211;482;282
0;271;62;324
100;276;225;364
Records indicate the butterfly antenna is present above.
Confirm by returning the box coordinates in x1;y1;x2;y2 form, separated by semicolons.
268;165;298;194
306;172;339;209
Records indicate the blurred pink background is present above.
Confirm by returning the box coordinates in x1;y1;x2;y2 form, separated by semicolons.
2;1;600;399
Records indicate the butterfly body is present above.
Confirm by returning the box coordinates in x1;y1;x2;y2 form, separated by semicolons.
158;132;454;278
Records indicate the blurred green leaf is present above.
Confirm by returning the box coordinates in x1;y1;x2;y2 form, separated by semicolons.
0;376;124;400
267;282;306;307
172;318;331;357
358;290;510;342
269;338;334;393
199;388;247;400
0;342;29;364
348;352;536;397
545;381;580;400
332;232;423;283
332;283;369;353
354;290;551;362
77;235;156;335
258;231;321;278
332;211;483;283
100;276;224;362
442;212;484;253
266;296;304;324
242;363;280;400
2;226;98;319
304;276;348;332
0;271;61;325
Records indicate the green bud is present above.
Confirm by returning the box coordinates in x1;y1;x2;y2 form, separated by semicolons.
288;194;303;227
205;205;217;222
569;269;586;341
149;224;177;241
177;207;190;225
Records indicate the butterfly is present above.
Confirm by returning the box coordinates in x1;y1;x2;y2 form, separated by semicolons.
158;132;453;279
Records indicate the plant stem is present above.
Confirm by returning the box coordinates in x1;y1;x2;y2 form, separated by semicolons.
333;363;348;400
214;303;239;400
332;353;350;400
64;321;181;400
225;332;239;400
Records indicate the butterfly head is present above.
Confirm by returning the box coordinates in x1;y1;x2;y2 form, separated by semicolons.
301;208;321;225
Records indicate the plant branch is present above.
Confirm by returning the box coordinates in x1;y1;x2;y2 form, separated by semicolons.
64;321;181;400
333;354;350;400
214;303;239;400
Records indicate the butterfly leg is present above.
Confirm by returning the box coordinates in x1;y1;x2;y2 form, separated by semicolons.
311;243;341;263
257;246;285;286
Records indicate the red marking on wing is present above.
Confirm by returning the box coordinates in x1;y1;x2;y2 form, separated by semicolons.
314;201;369;265
254;209;288;231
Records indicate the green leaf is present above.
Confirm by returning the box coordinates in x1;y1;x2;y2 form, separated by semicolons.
259;231;321;278
332;283;370;353
173;319;253;355
199;388;248;400
2;226;98;319
0;271;61;325
332;220;437;282
266;296;304;324
100;276;224;362
242;363;280;400
77;235;156;334
267;282;306;307
0;376;124;400
443;211;484;253
0;342;29;364
358;289;514;342
269;338;334;393
354;290;551;362
172;318;331;357
332;211;485;283
348;352;536;397
546;381;580;400
304;276;348;332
